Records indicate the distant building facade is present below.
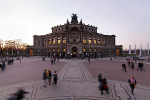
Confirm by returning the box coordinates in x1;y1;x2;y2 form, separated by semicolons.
26;14;122;58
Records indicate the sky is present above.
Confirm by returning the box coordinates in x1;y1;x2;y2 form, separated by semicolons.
0;0;150;50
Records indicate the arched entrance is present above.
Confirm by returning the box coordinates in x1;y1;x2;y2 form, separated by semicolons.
29;49;33;56
116;49;120;56
72;47;78;57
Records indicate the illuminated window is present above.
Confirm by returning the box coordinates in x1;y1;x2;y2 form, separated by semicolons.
48;39;51;44
83;48;86;52
99;49;100;52
58;49;60;52
89;38;92;44
89;48;92;51
102;39;104;45
98;38;101;44
63;37;66;43
94;49;96;51
83;37;86;43
57;38;60;44
94;38;96;44
63;49;66;52
53;49;55;52
49;49;50;52
53;38;55;44
45;39;47;45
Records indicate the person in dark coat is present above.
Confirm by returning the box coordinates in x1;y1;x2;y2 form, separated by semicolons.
9;87;29;100
48;70;52;85
128;75;137;97
1;62;5;71
100;77;109;94
88;57;90;63
98;73;102;90
131;61;134;69
16;87;29;100
122;64;126;72
128;59;130;67
53;71;58;85
137;61;141;70
40;70;47;88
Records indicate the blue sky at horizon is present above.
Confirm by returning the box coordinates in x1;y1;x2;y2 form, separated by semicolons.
0;0;150;50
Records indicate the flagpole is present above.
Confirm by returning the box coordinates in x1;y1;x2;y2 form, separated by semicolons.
148;42;149;58
134;44;136;55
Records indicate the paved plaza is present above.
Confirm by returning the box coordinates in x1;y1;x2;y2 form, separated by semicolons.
0;57;150;100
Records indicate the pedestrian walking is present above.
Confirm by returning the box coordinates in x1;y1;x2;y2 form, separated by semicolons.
48;70;52;85
41;70;47;88
12;58;14;64
100;77;109;94
8;87;29;100
122;63;126;72
1;62;5;71
131;61;134;69
137;61;141;70
98;73;102;90
53;71;58;85
57;57;59;63
54;57;56;64
128;75;137;97
88;57;90;63
140;62;145;71
128;59;130;67
51;58;53;65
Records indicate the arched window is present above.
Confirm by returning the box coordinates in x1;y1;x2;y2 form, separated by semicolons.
48;39;51;44
45;39;47;45
102;39;104;45
83;37;86;43
89;38;92;44
57;38;60;44
53;38;55;44
63;37;66;43
98;38;101;44
94;38;96;44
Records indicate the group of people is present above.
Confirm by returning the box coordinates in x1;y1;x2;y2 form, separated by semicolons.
51;56;58;65
86;57;91;63
98;73;137;97
0;61;6;71
137;61;145;71
122;59;145;72
41;70;58;88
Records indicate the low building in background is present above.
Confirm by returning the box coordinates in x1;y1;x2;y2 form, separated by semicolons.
26;14;122;58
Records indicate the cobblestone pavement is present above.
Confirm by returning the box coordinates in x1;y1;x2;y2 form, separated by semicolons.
0;58;150;100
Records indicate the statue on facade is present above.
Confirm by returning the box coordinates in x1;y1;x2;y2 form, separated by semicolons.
71;13;78;24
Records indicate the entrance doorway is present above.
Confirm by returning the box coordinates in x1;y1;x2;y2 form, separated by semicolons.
29;49;33;56
116;49;120;56
72;47;78;57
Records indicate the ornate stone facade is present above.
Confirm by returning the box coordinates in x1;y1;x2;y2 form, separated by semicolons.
26;14;122;58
